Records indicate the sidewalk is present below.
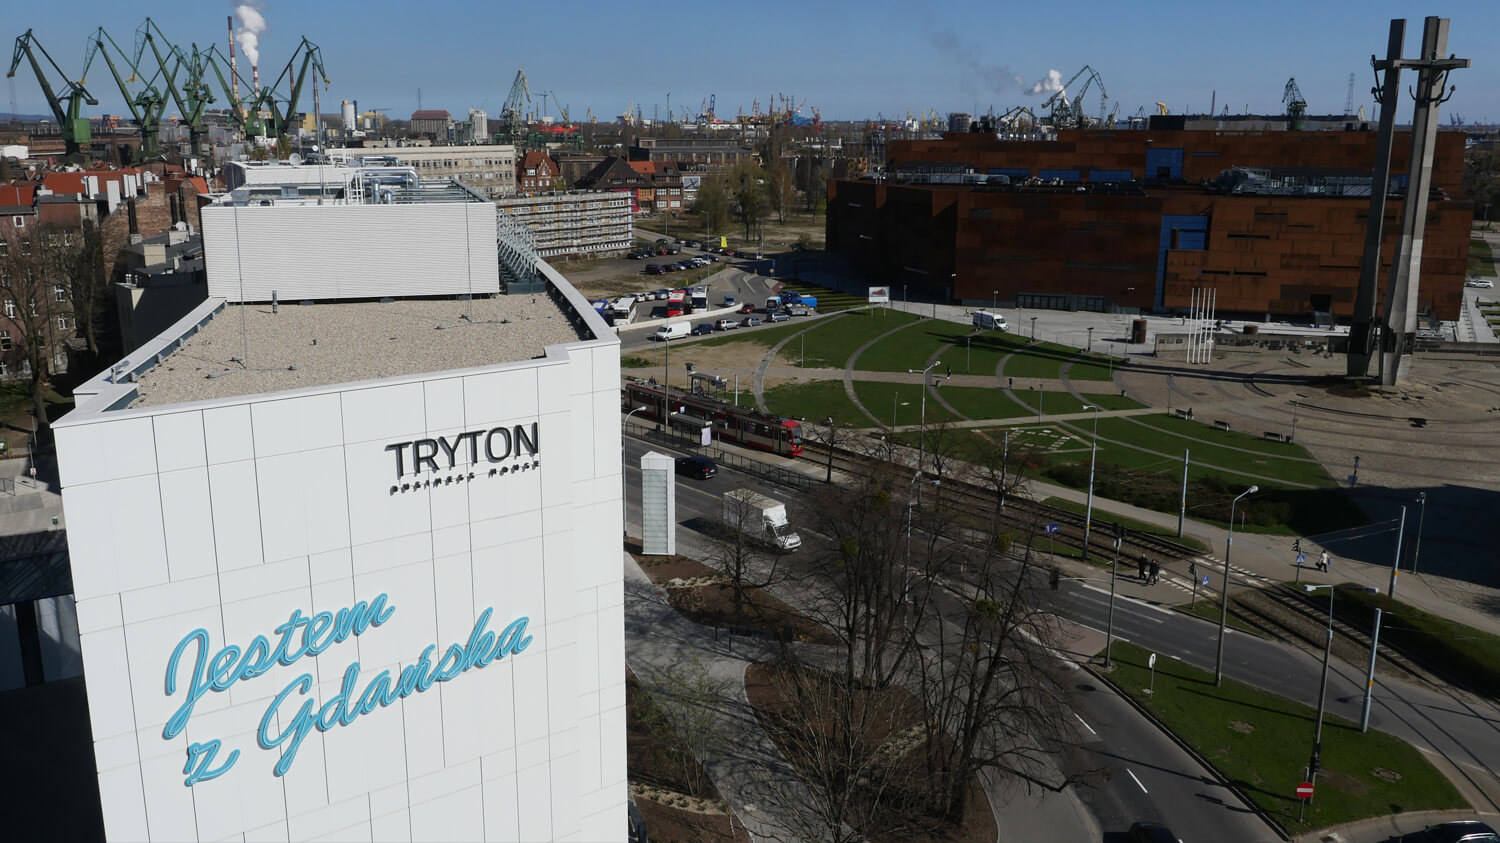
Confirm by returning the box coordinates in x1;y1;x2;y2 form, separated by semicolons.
0;454;66;537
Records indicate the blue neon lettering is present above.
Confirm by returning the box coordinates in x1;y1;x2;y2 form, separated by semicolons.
167;596;530;784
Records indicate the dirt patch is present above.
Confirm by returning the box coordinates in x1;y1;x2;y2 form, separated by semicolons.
1229;720;1255;734
1370;767;1403;783
631;543;836;645
1318;769;1370;797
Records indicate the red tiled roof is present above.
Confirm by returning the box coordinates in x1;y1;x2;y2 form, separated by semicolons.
40;172;86;195
0;184;36;208
627;161;656;175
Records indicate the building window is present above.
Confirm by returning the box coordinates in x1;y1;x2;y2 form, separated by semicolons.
27;299;36;317
3;300;11;317
21;360;30;376
0;360;7;376
57;315;69;331
11;216;23;228
54;285;66;302
0;330;10;351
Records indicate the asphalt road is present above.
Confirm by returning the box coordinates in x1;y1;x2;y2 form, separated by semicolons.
621;436;1280;841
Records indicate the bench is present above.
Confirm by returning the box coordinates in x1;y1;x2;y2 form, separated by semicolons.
1174;409;1193;420
1213;420;1231;431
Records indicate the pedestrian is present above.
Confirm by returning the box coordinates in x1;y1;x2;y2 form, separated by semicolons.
1138;554;1149;581
1149;560;1161;585
1008;377;1014;389
1319;550;1330;573
946;364;952;378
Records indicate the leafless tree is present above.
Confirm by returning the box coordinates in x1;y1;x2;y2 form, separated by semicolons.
0;221;76;435
634;656;734;799
707;490;792;626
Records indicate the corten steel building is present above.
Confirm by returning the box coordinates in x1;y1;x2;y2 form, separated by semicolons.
827;129;1473;320
48;190;627;839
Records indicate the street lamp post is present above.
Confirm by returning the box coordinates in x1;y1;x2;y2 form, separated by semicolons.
1087;326;1094;353
906;474;941;608
992;290;998;312
1411;492;1428;575
1215;485;1260;685
908;361;941;474
824;416;835;483
1302;584;1379;810
621;406;649;537
1081;404;1102;560
1030;316;1037;341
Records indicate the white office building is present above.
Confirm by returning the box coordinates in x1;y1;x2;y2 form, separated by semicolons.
52;196;626;839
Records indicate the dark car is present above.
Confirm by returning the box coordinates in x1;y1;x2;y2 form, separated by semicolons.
644;264;664;275
1127;822;1179;843
739;303;756;314
674;455;717;479
691;323;715;335
1407;820;1500;843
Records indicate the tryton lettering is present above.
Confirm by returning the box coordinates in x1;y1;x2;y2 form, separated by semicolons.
386;422;540;481
163;596;533;785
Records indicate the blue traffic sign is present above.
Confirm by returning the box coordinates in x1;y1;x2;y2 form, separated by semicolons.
1296;553;1307;566
1202;575;1210;587
1045;523;1060;534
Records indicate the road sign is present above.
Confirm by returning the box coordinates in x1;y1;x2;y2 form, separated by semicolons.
1044;523;1060;534
1201;575;1210;587
1296;782;1315;800
1296;553;1307;567
1148;653;1157;668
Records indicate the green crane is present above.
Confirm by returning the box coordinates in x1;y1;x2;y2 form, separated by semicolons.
198;44;265;139
7;29;98;158
84;27;173;160
255;37;329;140
134;18;216;158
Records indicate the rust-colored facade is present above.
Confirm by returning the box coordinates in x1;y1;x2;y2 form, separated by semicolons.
827;129;1472;320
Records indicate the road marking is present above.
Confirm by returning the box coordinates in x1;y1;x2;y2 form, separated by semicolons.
1127;768;1149;794
1076;583;1172;620
1074;713;1096;735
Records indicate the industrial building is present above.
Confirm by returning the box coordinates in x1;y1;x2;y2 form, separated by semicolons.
39;166;628;839
495;191;633;259
827;128;1473;321
338;144;519;199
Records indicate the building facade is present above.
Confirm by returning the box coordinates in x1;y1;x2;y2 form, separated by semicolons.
516;151;561;194
496;192;632;259
366;145;519;199
827;129;1473;320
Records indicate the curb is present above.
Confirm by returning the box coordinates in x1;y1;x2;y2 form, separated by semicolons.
1081;660;1292;841
1296;809;1496;843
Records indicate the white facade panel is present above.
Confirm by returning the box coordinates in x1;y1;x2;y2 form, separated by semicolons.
201;202;500;302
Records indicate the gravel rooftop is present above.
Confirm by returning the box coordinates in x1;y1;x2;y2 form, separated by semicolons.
129;294;587;408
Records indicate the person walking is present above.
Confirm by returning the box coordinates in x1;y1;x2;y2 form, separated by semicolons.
1319;550;1330;573
1149;560;1161;585
1138;554;1149;581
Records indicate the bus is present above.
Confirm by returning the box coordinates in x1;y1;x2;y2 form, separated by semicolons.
666;290;689;317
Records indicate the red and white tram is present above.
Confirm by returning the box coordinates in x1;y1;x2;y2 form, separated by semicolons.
623;377;804;456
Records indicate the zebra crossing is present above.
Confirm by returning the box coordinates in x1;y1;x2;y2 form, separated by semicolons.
1149;554;1276;599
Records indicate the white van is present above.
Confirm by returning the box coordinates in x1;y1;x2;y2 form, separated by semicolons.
972;310;1009;331
653;323;690;341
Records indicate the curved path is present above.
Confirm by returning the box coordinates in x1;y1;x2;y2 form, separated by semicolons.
840;319;938;426
752;325;820;414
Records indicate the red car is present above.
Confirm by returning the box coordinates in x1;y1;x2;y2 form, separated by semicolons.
739;303;756;314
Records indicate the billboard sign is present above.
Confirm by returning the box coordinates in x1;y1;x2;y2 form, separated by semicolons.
868;287;891;303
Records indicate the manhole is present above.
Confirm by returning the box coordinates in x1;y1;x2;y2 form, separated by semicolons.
1371;767;1403;783
1229;720;1255;734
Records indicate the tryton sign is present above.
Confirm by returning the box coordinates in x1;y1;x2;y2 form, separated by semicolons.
163;594;533;786
384;422;540;494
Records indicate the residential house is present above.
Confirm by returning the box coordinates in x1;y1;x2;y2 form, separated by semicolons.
516;150;561;194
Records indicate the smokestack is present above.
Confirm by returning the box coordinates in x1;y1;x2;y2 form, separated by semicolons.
252;64;260;96
228;15;240;117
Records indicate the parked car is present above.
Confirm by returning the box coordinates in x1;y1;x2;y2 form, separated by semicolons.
644;264;664;275
786;305;810;317
1467;278;1494;288
714;319;740;331
739;303;757;314
768;311;791;323
723;294;736;306
674;455;717;480
1126;822;1179;843
704;254;719;262
654;289;670;299
691;323;716;336
741;316;761;327
1403;820;1500;843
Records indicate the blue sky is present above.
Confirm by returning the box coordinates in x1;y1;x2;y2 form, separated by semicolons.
6;1;1499;125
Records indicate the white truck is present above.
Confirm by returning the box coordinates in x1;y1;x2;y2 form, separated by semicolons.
972;310;1009;331
723;489;802;552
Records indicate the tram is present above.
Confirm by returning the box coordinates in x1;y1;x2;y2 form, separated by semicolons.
623;377;804;456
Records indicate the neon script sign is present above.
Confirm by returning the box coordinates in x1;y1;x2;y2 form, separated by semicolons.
163;593;532;786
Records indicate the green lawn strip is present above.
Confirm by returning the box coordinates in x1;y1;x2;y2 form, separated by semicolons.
774;281;869;312
1471;238;1497;278
1076;392;1147;412
941;330;1027;379
852;380;961;427
764;379;875;426
854;318;975;372
1173;599;1262;636
1305;586;1500;699
1002;339;1090;380
797;310;919;368
1042;496;1208;553
1091;418;1334;488
693;319;818;350
1106;642;1464;835
935;386;1035;422
1130;414;1323;459
1010;386;1081;416
1064;352;1119;382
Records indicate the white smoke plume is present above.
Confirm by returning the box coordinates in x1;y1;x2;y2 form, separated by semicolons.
929;31;1024;99
1027;69;1064;96
234;4;267;67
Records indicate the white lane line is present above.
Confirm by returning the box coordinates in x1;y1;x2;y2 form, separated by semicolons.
1127;768;1149;794
1074;713;1097;735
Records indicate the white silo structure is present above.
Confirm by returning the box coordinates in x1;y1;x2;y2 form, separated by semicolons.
342;99;357;130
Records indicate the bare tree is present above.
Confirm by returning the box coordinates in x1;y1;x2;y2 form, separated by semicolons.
707;490;791;626
0;221;74;436
635;657;733;799
765;161;794;225
726;160;768;241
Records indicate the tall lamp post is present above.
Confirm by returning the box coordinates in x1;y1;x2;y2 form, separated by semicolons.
906;474;941;606
1081;404;1102;560
1301;583;1379;812
1215;485;1259;685
992;290;998;313
908;360;941;474
621;406;649;537
1411;492;1428;574
823;416;835;483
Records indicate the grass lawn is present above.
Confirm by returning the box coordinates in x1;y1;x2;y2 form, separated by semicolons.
1042;496;1209;553
796;310;919;368
773;281;869;313
1131;414;1319;459
1471;238;1497;278
935;386;1035;422
1090;418;1335;488
852;380;960;427
764;379;874;426
1002;340;1091;380
1011;386;1099;417
1106;642;1465;836
693;319;818;350
1319;587;1500;699
1076;392;1147;412
853;318;974;372
1064;352;1119;382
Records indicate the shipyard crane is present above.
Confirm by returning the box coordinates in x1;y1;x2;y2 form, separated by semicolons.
1155;102;1169;115
199;44;265;137
7;30;98;157
1282;77;1307;130
497;69;530;144
135;18;216;157
585;107;596;123
84;28;172;159
1041;65;1106;129
254;36;329;140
